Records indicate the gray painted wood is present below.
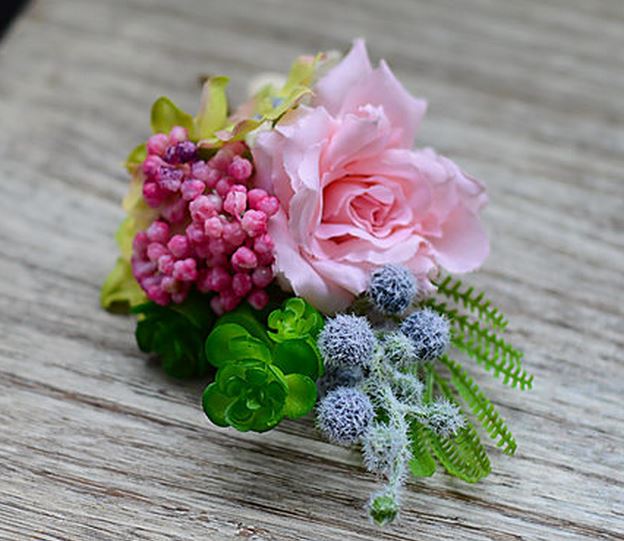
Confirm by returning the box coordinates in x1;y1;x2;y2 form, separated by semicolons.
0;0;622;539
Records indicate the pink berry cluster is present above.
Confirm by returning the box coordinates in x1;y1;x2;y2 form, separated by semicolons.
131;127;280;314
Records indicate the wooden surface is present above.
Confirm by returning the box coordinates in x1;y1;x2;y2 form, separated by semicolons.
1;0;623;539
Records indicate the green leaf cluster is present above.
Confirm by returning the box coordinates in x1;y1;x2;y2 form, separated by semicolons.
132;294;216;379
202;299;324;432
408;275;533;483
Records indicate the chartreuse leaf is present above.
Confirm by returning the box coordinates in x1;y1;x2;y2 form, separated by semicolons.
282;54;320;95
150;96;194;134
283;373;317;419
192;76;229;140
125;143;147;172
205;323;272;368
100;257;146;310
273;339;320;380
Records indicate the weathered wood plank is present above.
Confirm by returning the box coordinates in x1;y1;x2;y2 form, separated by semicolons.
0;0;622;539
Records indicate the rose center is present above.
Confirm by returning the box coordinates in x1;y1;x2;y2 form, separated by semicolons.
349;184;395;233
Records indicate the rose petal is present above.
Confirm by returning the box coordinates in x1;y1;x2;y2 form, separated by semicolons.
268;209;354;312
429;205;489;273
313;38;373;116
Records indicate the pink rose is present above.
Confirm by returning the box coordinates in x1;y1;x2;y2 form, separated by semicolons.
252;40;488;312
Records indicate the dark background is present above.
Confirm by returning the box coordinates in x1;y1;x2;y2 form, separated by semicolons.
1;0;28;38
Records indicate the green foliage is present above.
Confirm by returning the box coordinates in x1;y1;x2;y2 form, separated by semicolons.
203;360;288;432
369;493;399;527
267;297;324;342
150;96;194;135
132;294;215;379
407;422;436;477
407;277;531;485
434;275;508;331
202;298;323;432
425;298;533;390
426;368;492;482
451;323;533;390
440;356;517;455
100;257;146;311
193;76;229;140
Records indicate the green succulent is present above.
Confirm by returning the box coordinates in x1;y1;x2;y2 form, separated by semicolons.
202;298;323;432
267;297;324;343
203;360;288;432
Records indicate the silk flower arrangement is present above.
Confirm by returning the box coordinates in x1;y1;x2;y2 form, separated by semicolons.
101;40;533;526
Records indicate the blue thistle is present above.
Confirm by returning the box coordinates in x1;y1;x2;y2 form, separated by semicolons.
382;331;417;369
368;265;417;314
400;308;450;362
317;314;377;370
390;372;424;404
421;399;466;438
317;365;364;399
361;421;409;476
316;387;374;446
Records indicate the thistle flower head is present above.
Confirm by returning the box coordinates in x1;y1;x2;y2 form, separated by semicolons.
381;331;417;369
390;372;424;405
368;264;417;314
421;399;466;438
317;365;364;399
400;308;450;362
317;314;377;370
361;421;410;477
316;387;374;446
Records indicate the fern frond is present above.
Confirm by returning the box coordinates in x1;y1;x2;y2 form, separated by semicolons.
408;422;436;477
415;368;491;482
432;371;491;473
434;275;508;331
440;356;517;455
451;321;533;390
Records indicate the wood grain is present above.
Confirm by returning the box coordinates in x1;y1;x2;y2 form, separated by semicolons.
0;0;623;539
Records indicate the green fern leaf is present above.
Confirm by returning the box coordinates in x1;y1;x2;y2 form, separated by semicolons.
451;321;533;390
426;427;491;483
441;356;517;455
408;422;436;477
434;275;508;331
414;367;491;482
433;371;491;473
